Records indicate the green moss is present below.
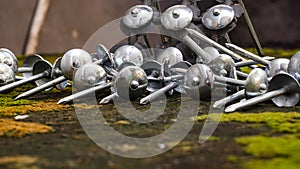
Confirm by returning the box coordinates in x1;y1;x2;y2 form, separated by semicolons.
195;112;300;133
199;136;220;141
0;97;35;107
240;67;252;74
227;155;239;163
0;100;70;117
247;48;300;58
235;135;300;169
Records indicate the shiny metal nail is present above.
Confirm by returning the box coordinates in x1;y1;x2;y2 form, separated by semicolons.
156;47;183;67
265;58;290;77
225;73;300;112
161;5;193;31
114;45;144;68
73;63;107;91
15;49;93;100
140;81;178;105
0;48;18;73
99;92;118;105
114;65;148;99
122;5;154;29
57;82;112;105
225;43;270;65
184;64;214;99
0;63;15;85
186;28;246;61
17;54;44;78
0;59;52;93
288;51;300;81
202;4;235;30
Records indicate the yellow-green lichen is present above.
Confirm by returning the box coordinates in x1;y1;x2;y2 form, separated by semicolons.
0;119;54;137
0;155;40;169
194;112;300;133
235;135;300;169
247;48;300;58
0;101;70;117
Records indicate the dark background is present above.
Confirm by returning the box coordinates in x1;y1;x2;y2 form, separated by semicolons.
0;0;299;55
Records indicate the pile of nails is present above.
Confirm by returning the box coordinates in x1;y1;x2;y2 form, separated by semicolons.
1;0;299;113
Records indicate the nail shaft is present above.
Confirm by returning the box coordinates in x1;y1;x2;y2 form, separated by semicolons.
236;71;248;78
225;88;286;112
140;82;178;105
226;43;270;65
15;76;67;100
182;35;211;63
213;89;245;108
0;71;49;93
18;67;33;73
99;92;118;105
186;28;246;61
58;82;112;104
214;76;246;86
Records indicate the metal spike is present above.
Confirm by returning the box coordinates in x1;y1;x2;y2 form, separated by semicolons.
213;89;245;108
99;92;118;105
235;56;274;67
226;43;270;65
140;81;178;105
181;35;212;63
225;73;300;112
214;76;246;86
15;76;67;100
236;71;248;78
0;70;49;93
57;82;112;105
186;28;246;61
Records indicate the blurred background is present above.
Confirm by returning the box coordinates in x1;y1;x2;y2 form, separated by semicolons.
0;0;299;55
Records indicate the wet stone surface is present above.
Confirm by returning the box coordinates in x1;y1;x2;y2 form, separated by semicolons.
0;53;299;169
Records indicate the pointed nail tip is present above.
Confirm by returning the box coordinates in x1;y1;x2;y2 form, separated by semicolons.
139;99;148;105
99;100;106;105
57;100;64;105
212;101;223;109
14;96;22;101
224;106;235;113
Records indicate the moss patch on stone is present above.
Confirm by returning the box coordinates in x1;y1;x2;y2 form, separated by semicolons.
235;135;300;169
195;112;300;133
0;119;54;137
247;48;300;58
0;101;70;117
0;155;40;169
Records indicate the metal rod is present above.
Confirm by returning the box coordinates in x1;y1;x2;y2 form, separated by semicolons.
15;76;66;100
57;82;112;104
186;28;246;61
226;43;270;65
237;0;264;56
225;87;286;112
18;67;33;73
182;35;211;63
140;82;178;105
99;92;118;105
0;71;49;93
15;76;25;81
236;71;248;78
213;89;245;108
214;76;246;86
